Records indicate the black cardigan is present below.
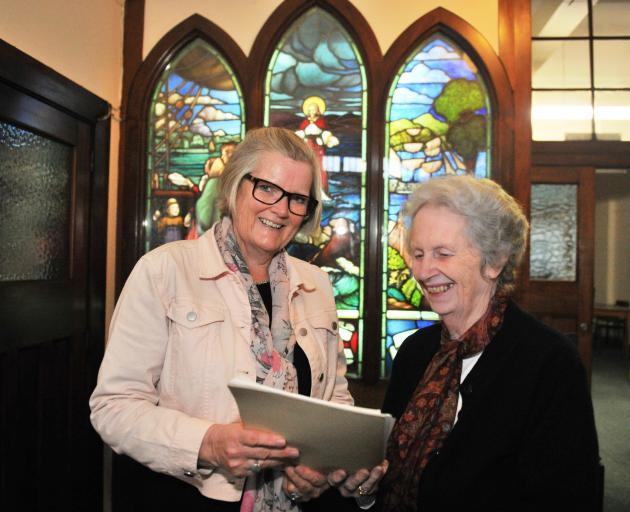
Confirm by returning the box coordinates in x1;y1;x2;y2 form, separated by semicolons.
379;300;600;512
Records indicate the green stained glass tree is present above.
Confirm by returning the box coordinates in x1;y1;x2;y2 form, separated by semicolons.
146;38;245;252
382;34;492;377
264;7;367;376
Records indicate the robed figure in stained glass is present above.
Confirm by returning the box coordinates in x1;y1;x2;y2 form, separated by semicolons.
295;96;339;197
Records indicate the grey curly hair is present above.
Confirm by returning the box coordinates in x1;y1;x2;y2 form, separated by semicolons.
403;175;529;295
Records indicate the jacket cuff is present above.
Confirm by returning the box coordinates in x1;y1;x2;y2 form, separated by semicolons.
167;416;213;477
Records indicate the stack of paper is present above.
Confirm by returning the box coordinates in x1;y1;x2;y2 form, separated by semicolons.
228;378;395;473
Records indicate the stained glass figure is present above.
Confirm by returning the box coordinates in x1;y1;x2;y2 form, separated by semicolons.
382;34;492;376
264;7;367;376
146;38;245;251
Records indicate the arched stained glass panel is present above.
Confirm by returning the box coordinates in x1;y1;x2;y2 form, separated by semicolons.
145;38;245;252
264;7;367;376
382;34;492;377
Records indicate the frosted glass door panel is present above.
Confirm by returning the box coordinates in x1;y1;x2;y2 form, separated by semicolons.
0;121;72;281
530;184;577;281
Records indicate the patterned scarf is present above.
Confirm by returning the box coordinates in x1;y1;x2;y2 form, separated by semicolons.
214;217;299;512
380;294;508;512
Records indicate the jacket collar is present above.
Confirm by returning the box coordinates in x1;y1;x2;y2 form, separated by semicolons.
197;229;231;279
197;227;317;293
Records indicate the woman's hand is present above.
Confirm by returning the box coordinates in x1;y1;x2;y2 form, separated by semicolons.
283;465;330;503
328;459;389;499
198;422;299;478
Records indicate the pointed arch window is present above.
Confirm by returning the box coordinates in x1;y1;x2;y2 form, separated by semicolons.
264;7;368;376
120;7;513;383
146;38;245;252
382;33;493;377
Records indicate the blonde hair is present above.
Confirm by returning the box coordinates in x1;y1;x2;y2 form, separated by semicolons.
403;175;529;294
217;127;322;235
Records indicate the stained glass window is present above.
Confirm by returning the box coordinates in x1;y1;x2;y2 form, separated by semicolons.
382;34;492;377
146;38;245;251
264;7;367;376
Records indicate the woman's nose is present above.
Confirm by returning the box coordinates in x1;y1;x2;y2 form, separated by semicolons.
413;256;432;281
271;195;291;216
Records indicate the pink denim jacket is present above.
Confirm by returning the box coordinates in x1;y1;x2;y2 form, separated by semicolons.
90;229;352;501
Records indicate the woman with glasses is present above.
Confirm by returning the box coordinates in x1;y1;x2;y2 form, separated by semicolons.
90;127;386;511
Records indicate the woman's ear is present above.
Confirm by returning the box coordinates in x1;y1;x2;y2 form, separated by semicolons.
484;256;508;280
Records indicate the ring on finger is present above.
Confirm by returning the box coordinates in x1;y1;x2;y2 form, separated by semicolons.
357;485;370;496
251;460;262;474
288;491;301;502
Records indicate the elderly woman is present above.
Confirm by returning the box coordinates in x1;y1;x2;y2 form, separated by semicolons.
90;127;385;511
378;176;600;511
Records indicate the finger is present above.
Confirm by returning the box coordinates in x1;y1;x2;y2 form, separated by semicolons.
285;466;316;495
345;468;370;489
351;461;389;497
248;446;300;462
293;465;328;487
240;428;287;449
327;469;347;486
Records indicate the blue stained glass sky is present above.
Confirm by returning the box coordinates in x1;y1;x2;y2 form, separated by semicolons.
389;38;482;121
269;8;363;116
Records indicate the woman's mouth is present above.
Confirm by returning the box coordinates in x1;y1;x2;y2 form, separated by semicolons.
424;283;454;294
259;217;282;229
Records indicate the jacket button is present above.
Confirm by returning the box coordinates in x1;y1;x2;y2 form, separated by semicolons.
331;321;337;330
461;382;473;396
299;328;308;336
184;470;194;477
186;311;197;322
318;373;324;382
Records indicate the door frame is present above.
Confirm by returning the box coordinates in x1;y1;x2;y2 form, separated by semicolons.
524;166;595;381
0;38;110;510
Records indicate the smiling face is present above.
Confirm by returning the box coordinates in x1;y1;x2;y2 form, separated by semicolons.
409;204;503;338
232;151;312;268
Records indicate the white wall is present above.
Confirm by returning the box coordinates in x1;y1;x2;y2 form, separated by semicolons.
594;173;630;304
143;0;499;58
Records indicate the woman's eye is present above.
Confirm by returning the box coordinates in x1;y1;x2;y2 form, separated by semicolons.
258;183;275;194
292;195;307;205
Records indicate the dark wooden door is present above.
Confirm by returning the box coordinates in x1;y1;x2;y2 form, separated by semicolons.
524;166;595;382
0;41;109;510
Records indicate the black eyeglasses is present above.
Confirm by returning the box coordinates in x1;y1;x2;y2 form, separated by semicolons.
243;174;318;218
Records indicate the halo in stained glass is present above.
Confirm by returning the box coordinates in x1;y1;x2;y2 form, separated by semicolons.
264;7;367;376
382;34;492;377
145;38;245;251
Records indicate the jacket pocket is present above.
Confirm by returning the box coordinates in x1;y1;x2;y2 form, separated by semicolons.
305;308;339;335
296;308;340;393
162;300;226;410
167;300;225;330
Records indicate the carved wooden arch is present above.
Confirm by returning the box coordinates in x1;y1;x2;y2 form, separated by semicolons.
249;0;385;382
117;14;249;290
383;7;515;193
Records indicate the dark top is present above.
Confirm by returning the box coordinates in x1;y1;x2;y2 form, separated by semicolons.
257;282;312;396
379;300;601;512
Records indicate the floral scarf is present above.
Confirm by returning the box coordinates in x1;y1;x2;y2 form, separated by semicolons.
214;217;299;512
380;294;508;512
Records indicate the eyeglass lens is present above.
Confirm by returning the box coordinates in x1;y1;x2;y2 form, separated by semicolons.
251;178;311;216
